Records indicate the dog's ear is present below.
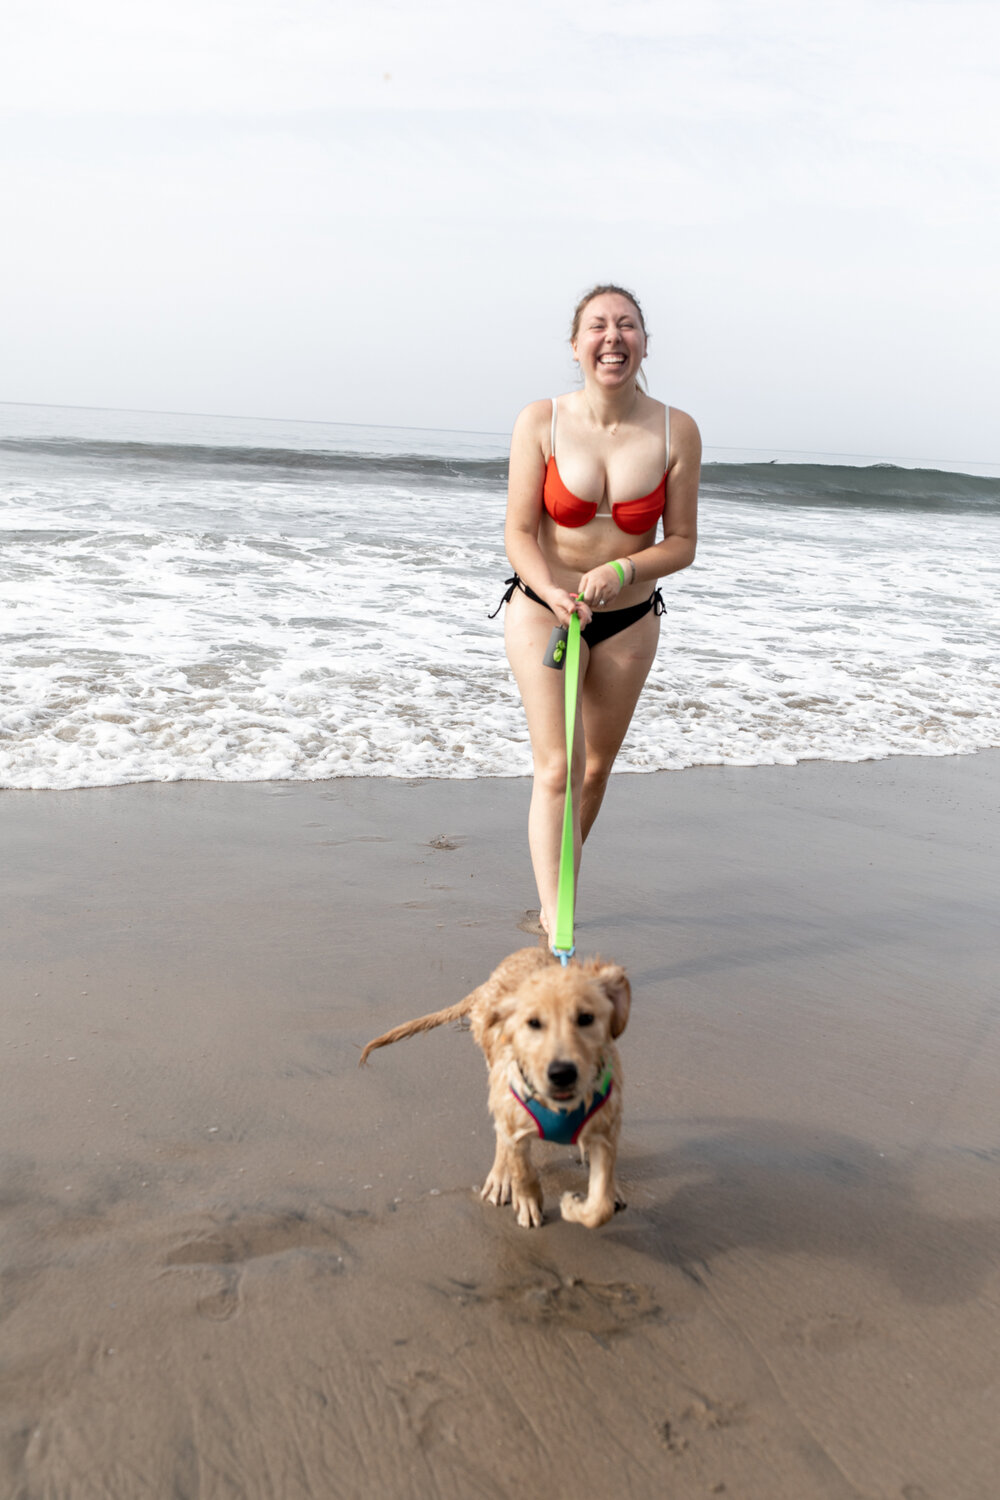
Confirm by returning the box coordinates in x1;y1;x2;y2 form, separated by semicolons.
473;992;518;1062
593;963;631;1037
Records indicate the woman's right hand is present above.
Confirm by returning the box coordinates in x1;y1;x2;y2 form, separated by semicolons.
545;588;593;629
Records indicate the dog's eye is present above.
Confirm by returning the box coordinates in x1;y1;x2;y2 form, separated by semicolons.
526;1017;543;1030
576;1012;595;1027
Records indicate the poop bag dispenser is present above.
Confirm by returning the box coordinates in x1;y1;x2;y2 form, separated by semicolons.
542;624;569;670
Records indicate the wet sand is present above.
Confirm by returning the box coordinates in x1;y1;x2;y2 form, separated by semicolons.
1;754;998;1499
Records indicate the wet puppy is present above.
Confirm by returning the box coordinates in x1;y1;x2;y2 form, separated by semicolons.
360;947;630;1228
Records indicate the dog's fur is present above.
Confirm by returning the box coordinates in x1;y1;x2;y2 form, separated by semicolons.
359;947;630;1228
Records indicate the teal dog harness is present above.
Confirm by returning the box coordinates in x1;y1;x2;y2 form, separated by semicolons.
510;1065;614;1145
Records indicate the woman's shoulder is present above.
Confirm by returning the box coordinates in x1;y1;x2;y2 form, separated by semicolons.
665;405;702;468
510;397;557;447
665;401;696;425
515;397;554;422
641;392;698;423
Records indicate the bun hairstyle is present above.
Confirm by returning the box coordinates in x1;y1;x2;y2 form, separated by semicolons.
570;283;649;391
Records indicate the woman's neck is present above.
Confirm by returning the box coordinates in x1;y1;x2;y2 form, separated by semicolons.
579;383;641;434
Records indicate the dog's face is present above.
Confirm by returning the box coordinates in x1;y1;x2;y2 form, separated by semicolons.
497;959;630;1107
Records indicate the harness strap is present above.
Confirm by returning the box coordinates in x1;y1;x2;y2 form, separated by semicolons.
509;1062;614;1145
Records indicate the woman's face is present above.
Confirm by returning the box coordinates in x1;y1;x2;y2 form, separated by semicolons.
571;293;647;389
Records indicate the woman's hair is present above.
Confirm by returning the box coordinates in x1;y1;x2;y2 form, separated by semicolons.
570;283;648;342
570;283;649;390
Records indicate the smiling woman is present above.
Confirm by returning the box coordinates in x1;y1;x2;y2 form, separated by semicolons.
495;283;702;939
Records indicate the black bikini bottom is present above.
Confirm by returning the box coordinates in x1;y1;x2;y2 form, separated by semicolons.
490;574;665;648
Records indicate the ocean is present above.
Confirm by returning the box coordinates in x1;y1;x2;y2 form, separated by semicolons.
1;402;998;791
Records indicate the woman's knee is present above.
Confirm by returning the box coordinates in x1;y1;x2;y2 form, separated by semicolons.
533;741;586;799
532;754;570;799
583;758;613;796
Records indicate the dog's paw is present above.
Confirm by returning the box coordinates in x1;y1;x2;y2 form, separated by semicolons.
560;1190;585;1224
481;1169;512;1207
482;1162;543;1226
482;1171;542;1226
513;1185;544;1229
560;1190;615;1229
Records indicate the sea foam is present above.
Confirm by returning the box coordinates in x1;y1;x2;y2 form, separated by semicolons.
1;406;998;790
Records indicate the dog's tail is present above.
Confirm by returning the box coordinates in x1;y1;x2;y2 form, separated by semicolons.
359;993;476;1066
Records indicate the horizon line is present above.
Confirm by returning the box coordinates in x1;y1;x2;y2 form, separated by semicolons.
1;399;997;471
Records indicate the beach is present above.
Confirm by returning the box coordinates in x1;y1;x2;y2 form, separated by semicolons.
2;752;997;1499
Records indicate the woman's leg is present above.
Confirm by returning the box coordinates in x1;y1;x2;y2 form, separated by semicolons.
504;589;588;933
579;608;660;842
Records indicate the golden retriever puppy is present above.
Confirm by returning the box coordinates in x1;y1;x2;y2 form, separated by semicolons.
360;948;630;1228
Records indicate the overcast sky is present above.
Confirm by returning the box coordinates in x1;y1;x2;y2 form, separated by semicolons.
3;0;998;461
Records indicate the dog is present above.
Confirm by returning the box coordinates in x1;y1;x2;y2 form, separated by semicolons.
360;947;630;1228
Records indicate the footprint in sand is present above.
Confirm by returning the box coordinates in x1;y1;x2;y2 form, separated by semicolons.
660;1397;748;1456
195;1266;243;1322
517;909;546;937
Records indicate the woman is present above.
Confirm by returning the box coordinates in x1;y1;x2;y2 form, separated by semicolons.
498;284;700;938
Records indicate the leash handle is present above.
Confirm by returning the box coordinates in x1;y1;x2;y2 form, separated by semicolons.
552;608;582;960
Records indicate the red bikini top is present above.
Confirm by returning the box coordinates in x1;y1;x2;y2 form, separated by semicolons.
542;398;668;536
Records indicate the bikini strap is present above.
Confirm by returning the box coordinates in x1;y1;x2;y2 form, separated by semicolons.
652;587;667;616
550;397;558;462
487;575;519;619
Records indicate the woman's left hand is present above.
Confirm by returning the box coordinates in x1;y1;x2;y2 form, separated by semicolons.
577;562;625;611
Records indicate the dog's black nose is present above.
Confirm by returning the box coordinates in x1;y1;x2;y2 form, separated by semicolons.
547;1060;578;1090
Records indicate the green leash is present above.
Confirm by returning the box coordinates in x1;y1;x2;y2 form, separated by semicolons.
552;610;582;963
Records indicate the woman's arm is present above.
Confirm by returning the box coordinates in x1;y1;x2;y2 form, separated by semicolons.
504;401;594;628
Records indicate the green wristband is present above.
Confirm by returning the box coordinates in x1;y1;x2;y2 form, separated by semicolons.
610;560;625;587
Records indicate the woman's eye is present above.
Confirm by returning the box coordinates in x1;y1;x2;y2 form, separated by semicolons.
527;1017;543;1030
576;1012;595;1027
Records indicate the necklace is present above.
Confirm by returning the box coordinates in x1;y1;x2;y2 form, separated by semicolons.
587;387;639;437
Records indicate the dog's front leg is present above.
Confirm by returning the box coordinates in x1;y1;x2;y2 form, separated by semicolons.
481;1129;543;1228
560;1134;619;1228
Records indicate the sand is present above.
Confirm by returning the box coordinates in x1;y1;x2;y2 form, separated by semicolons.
1;753;998;1499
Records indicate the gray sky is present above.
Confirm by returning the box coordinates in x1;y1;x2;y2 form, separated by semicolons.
4;0;999;461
